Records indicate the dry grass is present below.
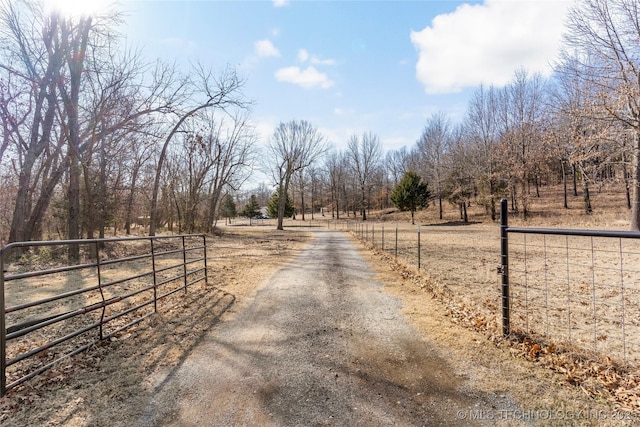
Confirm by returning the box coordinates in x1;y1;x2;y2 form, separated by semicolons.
349;184;640;414
354;236;639;425
2;184;640;422
0;228;310;426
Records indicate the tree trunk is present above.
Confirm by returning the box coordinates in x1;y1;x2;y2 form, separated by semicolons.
206;186;224;233
520;175;528;220
82;162;97;259
61;17;92;261
10;154;36;244
581;164;593;215
300;184;305;221
311;183;314;220
68;152;81;261
124;166;139;235
276;178;289;230
623;151;632;210
489;179;496;222
361;186;367;221
561;160;568;209
150;101;228;236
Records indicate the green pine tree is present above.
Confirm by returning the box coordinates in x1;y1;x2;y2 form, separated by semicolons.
219;193;237;223
241;195;262;218
267;188;294;219
390;171;430;225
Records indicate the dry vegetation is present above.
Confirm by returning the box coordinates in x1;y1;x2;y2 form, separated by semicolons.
355;185;640;414
0;228;311;426
1;186;640;424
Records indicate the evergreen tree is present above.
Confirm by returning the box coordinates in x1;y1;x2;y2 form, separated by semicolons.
241;195;261;218
267;188;294;219
219;193;237;224
390;171;430;225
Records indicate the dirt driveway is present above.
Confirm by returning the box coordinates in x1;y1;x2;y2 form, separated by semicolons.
139;231;515;426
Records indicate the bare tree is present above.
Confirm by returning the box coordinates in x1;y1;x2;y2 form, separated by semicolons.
444;126;476;223
58;15;93;259
385;146;414;188
123;136;154;234
560;0;640;229
550;56;611;214
148;65;247;235
347;132;382;221
325;149;348;219
293;168;308;220
0;1;194;246
496;69;547;219
1;2;67;245
307;166;321;219
203;110;257;232
464;85;501;220
267;120;326;230
416;112;451;220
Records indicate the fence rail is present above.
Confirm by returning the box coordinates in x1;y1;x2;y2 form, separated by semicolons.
0;234;208;396
345;204;640;367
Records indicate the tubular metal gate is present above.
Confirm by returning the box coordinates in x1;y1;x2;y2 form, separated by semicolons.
499;199;640;366
0;234;208;396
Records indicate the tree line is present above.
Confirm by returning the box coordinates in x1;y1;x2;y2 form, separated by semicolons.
1;0;640;253
0;1;255;256
245;0;640;230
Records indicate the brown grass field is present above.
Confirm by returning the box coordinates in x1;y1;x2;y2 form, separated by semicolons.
346;184;640;412
351;203;640;366
2;183;640;424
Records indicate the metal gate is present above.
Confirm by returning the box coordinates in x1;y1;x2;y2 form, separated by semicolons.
499;199;640;366
0;234;208;395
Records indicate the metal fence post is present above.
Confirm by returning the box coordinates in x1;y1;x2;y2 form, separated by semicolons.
1;252;6;396
418;225;421;270
395;225;398;258
151;239;158;312
382;224;385;251
182;236;188;293
500;198;510;337
95;241;105;341
203;235;209;286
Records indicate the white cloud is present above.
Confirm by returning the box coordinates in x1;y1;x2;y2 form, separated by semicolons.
254;120;277;144
410;0;571;93
297;48;336;65
310;56;336;66
255;39;280;58
273;0;289;7
275;66;334;89
298;49;310;62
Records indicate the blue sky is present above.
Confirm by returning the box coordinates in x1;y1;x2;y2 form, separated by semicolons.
114;0;571;154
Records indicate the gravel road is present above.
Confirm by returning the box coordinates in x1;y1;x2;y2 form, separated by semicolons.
139;230;515;426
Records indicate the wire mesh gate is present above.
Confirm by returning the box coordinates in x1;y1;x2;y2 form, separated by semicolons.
500;199;640;366
0;234;208;396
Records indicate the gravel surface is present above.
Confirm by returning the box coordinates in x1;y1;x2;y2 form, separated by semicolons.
139;230;516;426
